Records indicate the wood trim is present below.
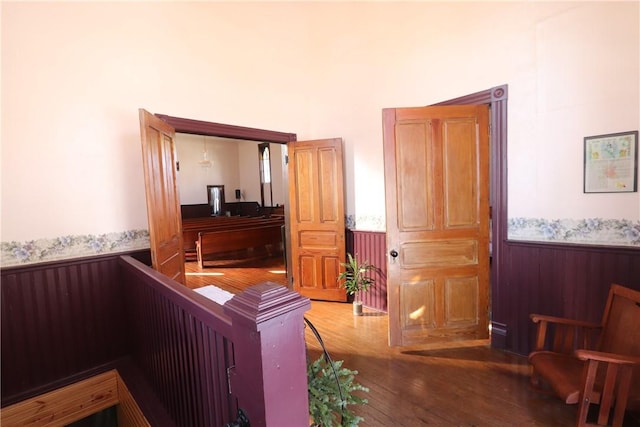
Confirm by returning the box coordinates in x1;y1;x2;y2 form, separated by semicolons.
1;369;151;427
1;370;121;426
155;114;297;143
116;371;152;427
505;239;640;254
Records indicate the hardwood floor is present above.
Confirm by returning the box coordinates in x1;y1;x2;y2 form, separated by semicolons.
304;302;577;427
185;257;639;427
184;255;287;292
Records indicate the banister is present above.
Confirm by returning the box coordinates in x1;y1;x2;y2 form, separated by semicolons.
225;282;311;427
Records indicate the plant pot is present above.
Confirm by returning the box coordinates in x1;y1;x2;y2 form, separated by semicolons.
353;301;363;316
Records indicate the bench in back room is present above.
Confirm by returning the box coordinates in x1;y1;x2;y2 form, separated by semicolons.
183;216;284;260
196;223;284;268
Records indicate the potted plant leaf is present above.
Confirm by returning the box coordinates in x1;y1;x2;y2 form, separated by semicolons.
307;354;368;426
337;253;379;316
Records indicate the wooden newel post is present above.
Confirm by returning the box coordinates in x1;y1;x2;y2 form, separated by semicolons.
224;282;311;427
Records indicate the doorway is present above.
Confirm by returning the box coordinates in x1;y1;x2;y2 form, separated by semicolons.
153;114;297;280
432;84;508;347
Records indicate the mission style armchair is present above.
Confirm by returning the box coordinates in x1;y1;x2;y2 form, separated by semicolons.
528;284;640;427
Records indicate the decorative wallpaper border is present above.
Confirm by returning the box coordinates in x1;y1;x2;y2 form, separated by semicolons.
348;215;640;247
2;217;638;267
1;230;150;268
347;214;385;232
507;218;640;247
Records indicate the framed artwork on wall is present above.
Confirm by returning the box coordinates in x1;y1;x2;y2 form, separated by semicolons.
584;130;638;193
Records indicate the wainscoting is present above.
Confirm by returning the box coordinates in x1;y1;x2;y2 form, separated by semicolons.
1;250;311;426
346;230;387;312
1;255;130;403
492;240;640;355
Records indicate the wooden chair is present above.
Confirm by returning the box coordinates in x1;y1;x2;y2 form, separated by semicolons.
528;284;640;427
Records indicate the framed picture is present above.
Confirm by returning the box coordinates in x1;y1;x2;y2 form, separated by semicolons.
584;131;638;193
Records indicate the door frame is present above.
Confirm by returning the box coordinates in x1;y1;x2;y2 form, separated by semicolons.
154;113;298;282
434;84;508;348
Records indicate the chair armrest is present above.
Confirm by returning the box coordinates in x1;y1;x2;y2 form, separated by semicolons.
575;349;640;365
530;314;601;329
529;314;602;354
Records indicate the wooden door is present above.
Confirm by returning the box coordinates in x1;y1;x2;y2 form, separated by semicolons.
138;109;185;284
288;138;347;302
383;105;490;346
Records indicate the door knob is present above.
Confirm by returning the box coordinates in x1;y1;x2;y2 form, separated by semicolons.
390;249;398;258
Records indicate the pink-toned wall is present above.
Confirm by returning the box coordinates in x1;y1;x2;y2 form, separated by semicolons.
2;2;638;266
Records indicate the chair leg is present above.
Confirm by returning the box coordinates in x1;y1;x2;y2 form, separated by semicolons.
576;361;633;427
610;367;632;427
576;360;599;427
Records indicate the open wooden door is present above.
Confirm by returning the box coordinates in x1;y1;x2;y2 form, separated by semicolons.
383;105;490;346
138;109;186;284
288;138;347;302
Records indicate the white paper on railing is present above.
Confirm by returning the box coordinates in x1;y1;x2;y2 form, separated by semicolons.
194;285;235;305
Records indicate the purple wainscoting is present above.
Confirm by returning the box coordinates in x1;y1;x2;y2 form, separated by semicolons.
492;241;640;355
1;255;129;405
2;253;311;427
346;230;388;312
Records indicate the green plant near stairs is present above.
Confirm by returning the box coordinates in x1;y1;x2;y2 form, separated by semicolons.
307;355;369;427
338;252;380;316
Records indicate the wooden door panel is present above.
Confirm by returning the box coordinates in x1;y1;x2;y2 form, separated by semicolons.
289;138;346;302
443;118;478;227
139;109;185;284
318;148;340;222
444;277;479;326
400;280;436;328
385;105;489;346
299;230;339;247
159;249;184;282
299;256;316;287
401;240;478;267
396;121;435;230
293;150;314;221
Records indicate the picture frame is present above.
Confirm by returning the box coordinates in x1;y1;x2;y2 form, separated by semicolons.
584;130;638;193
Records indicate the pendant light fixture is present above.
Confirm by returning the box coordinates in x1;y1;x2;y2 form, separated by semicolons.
199;136;212;168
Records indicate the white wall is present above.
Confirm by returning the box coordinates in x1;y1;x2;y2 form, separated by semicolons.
175;134;241;205
237;140;262;203
176;136;285;208
2;1;638;265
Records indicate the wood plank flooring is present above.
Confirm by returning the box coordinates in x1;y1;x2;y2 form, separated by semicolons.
185;257;640;427
184;255;287;292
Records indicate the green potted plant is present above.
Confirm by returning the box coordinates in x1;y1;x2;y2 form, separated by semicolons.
307;354;369;427
337;253;379;316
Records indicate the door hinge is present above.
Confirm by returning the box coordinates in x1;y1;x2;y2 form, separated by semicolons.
285;155;289;165
176;161;180;171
